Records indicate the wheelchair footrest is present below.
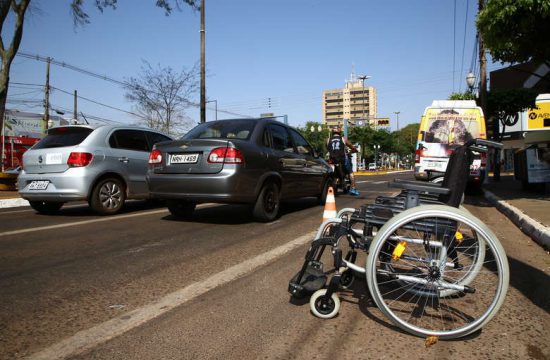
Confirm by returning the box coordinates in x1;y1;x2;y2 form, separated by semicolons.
288;263;327;298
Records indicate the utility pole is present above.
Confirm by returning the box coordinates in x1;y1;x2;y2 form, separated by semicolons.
394;111;400;169
478;0;487;118
200;0;206;123
44;57;51;131
477;0;498;181
73;90;78;123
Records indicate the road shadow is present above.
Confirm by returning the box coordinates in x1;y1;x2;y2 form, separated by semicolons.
161;198;322;225
27;199;167;217
507;255;550;314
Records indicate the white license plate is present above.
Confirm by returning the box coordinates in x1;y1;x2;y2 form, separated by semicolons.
170;153;199;164
28;180;50;190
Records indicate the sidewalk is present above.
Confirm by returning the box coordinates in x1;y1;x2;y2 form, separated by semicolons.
482;175;550;249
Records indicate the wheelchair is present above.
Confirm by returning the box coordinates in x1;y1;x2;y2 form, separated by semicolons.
288;139;509;339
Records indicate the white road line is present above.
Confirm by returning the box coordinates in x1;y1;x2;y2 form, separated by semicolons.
0;209;169;238
26;230;317;360
0;203;223;238
0;203;86;215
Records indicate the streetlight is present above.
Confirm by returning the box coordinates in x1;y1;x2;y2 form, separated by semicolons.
358;75;371;127
206;99;218;121
310;124;323;132
373;144;380;169
466;72;476;92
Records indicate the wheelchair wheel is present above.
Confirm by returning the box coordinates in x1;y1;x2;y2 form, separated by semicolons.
310;289;340;319
339;269;355;289
366;205;509;339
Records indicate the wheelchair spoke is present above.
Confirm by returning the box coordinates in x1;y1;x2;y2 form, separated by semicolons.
366;205;509;339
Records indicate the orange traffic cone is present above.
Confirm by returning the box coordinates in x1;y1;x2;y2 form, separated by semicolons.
322;186;337;222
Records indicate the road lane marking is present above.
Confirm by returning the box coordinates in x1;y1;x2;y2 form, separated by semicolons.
0;204;223;238
27;230;317;360
0;209;170;238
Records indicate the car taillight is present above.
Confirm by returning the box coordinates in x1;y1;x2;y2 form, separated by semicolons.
480;152;487;165
67;152;93;167
149;149;162;164
208;147;244;164
415;149;423;163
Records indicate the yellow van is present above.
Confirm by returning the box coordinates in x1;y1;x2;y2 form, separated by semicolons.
414;100;487;184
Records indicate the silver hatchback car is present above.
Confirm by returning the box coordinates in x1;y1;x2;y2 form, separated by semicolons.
18;124;172;215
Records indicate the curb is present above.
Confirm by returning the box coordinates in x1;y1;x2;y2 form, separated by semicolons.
0;197;29;209
483;189;550;250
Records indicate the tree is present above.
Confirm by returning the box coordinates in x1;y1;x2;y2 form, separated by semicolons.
124;61;199;136
0;0;198;142
477;0;550;65
448;92;476;100
297;121;329;155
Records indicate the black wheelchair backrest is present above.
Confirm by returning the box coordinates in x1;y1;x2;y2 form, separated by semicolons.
439;145;473;207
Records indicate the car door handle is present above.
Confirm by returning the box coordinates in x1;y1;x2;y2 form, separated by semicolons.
118;157;129;163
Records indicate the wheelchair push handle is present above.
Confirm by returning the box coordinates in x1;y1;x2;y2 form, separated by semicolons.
466;138;503;152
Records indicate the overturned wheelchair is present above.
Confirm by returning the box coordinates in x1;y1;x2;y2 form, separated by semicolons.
289;139;509;339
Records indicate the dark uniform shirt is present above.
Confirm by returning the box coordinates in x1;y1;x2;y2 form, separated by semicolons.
328;133;346;161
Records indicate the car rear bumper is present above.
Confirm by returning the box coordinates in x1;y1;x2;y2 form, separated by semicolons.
146;169;257;203
18;168;91;202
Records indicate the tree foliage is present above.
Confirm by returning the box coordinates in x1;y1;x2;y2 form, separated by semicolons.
124;61;198;136
448;92;476;100
70;0;199;27
297;122;329;155
477;0;550;65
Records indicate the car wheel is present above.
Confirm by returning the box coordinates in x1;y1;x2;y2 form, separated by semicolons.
167;200;196;218
29;201;64;214
317;178;331;205
252;181;280;222
90;178;126;215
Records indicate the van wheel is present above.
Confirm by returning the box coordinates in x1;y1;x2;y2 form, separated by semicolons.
253;181;280;222
167;200;196;218
29;201;64;214
90;178;126;215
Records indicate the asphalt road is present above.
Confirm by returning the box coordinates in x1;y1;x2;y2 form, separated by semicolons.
1;172;548;360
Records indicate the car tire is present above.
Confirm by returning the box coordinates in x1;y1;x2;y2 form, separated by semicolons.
90;177;126;215
252;181;280;222
167;200;196;218
317;178;331;205
29;201;64;214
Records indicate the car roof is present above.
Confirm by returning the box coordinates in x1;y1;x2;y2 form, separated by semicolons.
47;123;170;134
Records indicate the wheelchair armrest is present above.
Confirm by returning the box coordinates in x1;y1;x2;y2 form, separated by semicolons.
389;179;450;195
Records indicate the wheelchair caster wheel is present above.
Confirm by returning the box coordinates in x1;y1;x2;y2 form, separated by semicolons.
310;289;340;319
339;269;354;289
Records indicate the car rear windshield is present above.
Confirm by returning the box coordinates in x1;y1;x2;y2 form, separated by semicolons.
183;120;256;140
32;127;94;149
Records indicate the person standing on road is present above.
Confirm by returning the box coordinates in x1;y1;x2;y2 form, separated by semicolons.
327;125;360;196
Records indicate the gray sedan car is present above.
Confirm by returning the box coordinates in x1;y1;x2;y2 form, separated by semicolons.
18;124;172;215
146;118;332;221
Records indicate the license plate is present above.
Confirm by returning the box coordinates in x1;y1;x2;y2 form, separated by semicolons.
170;153;199;164
28;180;49;190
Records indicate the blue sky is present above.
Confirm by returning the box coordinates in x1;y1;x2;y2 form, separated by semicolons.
6;0;502;132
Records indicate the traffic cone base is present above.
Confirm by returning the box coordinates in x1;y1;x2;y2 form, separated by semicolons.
322;186;337;222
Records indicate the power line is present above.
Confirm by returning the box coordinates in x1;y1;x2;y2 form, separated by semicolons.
15;51;252;118
50;86;147;120
459;0;470;92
